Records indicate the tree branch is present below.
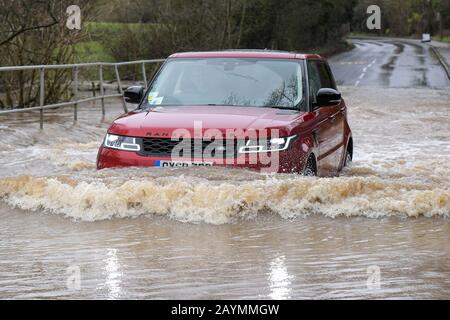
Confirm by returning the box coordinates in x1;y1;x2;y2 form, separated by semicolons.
0;2;59;47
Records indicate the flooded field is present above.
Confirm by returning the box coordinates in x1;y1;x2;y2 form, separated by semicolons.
0;87;449;299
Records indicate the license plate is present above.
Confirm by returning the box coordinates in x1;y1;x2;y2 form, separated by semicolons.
155;160;213;168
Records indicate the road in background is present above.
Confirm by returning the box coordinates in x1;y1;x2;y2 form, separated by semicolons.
329;38;450;89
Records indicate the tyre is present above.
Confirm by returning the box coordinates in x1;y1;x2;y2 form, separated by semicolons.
303;155;317;176
344;149;352;167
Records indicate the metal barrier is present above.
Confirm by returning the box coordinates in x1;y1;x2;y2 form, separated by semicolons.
0;59;165;129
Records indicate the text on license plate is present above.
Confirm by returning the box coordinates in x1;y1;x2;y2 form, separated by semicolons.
155;160;213;168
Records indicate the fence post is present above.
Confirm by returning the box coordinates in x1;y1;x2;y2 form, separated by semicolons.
99;64;105;117
73;66;78;122
114;64;128;113
39;68;45;130
142;62;147;89
114;65;122;94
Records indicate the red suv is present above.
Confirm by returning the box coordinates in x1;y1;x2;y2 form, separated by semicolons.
97;51;352;176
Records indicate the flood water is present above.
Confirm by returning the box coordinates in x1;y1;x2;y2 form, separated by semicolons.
0;87;449;299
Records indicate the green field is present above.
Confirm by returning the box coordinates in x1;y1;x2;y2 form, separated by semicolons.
73;41;114;63
85;21;162;41
73;22;166;63
433;36;450;44
74;22;159;60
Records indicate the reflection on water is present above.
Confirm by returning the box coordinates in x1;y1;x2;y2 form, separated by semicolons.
0;204;448;299
0;88;449;299
102;249;123;300
268;256;292;300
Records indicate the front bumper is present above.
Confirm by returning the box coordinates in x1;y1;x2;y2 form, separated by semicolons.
96;145;306;174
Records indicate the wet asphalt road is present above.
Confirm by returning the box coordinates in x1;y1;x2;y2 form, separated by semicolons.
329;38;450;89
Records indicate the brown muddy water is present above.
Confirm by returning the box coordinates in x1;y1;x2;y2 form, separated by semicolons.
0;87;449;299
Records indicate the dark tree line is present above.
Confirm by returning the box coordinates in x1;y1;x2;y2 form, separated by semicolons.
97;0;356;61
98;0;450;62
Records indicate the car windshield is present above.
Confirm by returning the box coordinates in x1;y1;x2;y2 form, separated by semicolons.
142;58;304;110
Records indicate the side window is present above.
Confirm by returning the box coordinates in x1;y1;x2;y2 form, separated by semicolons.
307;61;336;105
307;62;321;105
324;64;337;89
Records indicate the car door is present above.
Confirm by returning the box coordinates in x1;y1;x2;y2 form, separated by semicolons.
307;60;344;176
324;62;346;170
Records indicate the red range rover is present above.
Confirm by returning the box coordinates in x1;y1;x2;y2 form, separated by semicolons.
97;50;353;176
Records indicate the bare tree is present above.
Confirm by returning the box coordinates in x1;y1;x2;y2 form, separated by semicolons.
0;0;59;46
0;0;94;109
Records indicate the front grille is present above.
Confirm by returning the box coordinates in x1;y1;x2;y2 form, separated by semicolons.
138;138;244;159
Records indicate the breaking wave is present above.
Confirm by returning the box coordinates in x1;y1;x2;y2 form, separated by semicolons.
0;172;448;224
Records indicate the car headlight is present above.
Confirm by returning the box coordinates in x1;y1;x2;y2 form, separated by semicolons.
104;134;141;151
238;135;297;154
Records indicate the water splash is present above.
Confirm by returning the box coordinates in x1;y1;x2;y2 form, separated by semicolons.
0;88;449;224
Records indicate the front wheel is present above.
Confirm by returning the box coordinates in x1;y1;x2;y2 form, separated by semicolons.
344;150;352;167
303;155;317;176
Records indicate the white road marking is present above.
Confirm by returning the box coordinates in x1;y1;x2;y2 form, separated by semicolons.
355;59;377;87
367;59;377;68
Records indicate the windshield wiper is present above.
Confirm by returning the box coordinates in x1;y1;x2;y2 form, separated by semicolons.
265;105;300;111
200;104;300;110
198;104;248;107
225;72;259;82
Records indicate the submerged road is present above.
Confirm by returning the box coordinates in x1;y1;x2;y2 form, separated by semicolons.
329;38;450;89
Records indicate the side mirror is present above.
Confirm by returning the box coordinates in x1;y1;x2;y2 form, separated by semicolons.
124;86;144;104
316;88;341;107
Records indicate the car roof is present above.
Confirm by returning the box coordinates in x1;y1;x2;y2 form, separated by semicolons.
169;50;323;60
